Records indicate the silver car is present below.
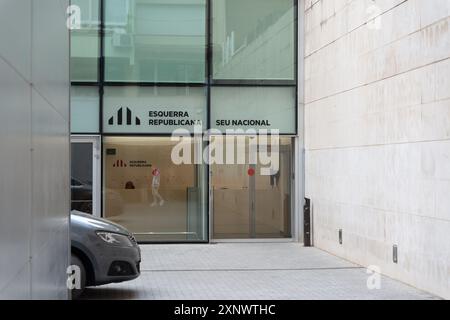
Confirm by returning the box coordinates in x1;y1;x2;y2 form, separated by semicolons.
70;210;141;299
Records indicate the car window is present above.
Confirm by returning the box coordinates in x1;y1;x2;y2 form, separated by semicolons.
71;178;83;186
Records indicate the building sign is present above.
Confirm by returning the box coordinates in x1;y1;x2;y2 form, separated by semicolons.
129;160;152;168
211;87;296;134
103;86;296;134
148;111;202;127
103;87;206;134
215;119;272;127
111;159;152;168
112;159;127;167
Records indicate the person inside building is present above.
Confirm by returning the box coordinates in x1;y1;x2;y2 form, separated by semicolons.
150;167;164;207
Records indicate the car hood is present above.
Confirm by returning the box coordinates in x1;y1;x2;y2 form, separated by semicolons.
71;210;130;235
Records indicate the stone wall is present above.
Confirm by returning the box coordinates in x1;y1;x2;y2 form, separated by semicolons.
303;0;450;298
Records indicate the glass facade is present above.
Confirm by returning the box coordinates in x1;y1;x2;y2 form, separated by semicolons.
212;137;293;239
103;137;207;242
70;86;100;133
70;0;100;82
104;0;206;83
70;0;297;242
211;86;296;134
212;0;295;81
103;86;206;134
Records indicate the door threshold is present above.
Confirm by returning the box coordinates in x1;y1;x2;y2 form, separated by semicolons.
211;238;297;243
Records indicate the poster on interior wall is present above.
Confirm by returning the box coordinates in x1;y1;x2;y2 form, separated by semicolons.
103;87;206;134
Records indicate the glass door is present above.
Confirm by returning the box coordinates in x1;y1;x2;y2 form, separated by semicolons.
212;137;293;239
254;139;292;238
71;136;101;216
212;163;251;239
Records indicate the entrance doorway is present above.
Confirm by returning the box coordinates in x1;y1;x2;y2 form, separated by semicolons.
70;136;101;217
212;137;293;239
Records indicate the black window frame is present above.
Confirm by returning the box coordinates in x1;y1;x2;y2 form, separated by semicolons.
70;0;299;244
70;0;298;137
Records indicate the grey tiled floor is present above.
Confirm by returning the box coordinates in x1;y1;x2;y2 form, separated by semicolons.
81;243;438;300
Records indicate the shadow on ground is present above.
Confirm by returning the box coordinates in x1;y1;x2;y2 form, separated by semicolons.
80;287;139;300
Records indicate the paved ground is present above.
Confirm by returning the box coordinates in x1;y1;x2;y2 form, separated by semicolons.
81;243;438;300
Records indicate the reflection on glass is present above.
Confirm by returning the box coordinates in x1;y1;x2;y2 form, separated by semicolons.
212;0;295;81
71;86;100;133
254;138;292;238
71;143;94;214
104;0;206;83
103;137;207;242
212;137;292;239
70;0;100;81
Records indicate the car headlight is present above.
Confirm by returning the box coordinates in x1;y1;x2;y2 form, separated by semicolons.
96;232;134;247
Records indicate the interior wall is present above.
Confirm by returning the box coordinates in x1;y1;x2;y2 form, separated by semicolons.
102;137;201;239
104;138;195;192
303;0;450;298
0;0;70;299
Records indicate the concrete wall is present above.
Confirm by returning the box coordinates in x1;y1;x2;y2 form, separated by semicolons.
303;0;450;298
0;0;70;299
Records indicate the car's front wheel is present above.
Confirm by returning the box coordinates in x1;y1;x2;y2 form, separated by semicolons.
70;254;86;299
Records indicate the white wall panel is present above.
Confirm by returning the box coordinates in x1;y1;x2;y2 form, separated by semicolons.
0;265;31;300
0;54;32;296
32;0;70;120
0;0;70;299
0;0;32;81
30;0;70;299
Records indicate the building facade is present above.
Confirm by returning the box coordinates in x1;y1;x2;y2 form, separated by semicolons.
70;0;303;243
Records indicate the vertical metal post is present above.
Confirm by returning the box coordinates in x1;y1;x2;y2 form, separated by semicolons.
249;164;256;238
303;198;311;246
